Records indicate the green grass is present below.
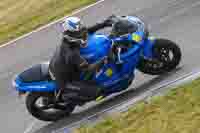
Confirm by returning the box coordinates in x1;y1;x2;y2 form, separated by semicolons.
74;78;200;133
0;0;96;44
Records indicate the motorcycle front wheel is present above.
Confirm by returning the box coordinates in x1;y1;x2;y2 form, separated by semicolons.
26;92;75;122
137;38;182;75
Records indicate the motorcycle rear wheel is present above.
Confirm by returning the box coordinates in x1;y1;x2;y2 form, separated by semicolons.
137;38;181;75
26;92;75;122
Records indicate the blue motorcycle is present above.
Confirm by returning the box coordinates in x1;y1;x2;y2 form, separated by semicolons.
12;16;181;121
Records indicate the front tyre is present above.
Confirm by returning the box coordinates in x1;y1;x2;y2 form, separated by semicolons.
26;92;75;122
137;38;182;75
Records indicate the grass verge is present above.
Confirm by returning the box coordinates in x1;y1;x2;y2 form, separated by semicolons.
0;0;96;45
74;78;200;133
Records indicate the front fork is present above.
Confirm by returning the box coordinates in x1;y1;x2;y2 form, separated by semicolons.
54;89;62;101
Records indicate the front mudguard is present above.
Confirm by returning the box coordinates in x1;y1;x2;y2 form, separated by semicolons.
142;36;156;59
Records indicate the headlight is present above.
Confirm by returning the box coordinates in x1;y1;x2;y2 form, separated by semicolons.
12;75;19;89
12;79;17;89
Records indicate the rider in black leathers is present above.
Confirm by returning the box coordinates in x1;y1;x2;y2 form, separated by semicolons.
49;17;113;101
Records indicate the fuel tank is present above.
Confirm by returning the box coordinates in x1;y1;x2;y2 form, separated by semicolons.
80;34;112;63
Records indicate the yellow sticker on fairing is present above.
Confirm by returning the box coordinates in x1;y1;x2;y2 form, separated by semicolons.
96;95;104;102
132;33;142;42
105;68;113;77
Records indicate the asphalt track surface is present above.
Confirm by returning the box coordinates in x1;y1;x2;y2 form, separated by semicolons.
1;0;200;132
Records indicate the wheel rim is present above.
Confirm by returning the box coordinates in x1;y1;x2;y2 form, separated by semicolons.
155;44;180;71
159;47;174;63
33;95;67;114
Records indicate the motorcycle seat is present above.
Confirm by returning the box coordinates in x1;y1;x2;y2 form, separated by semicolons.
19;62;51;83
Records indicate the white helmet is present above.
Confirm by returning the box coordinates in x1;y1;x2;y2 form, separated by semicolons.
61;17;83;32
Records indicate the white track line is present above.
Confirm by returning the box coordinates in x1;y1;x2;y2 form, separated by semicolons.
0;0;106;48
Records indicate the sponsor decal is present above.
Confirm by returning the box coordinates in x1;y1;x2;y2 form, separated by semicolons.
132;33;142;42
105;68;113;77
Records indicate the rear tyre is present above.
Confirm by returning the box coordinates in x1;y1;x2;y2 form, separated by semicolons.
26;92;75;122
137;38;181;75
